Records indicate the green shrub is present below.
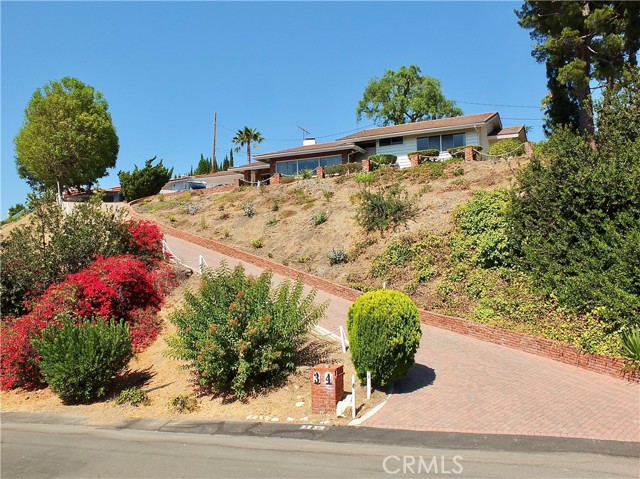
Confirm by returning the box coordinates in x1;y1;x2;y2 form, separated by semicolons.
328;247;348;265
322;190;335;202
353;172;375;184
369;154;397;166
355;184;417;232
281;176;296;184
347;290;422;387
311;211;328;226
169;394;198;413
487;139;524;157
265;217;278;226
252;238;264;248
115;387;150;406
0;195;146;317
118;156;173;201
510;126;640;326
167;264;326;399
300;169;313;179
325;164;344;176
454;188;515;268
32;318;133;403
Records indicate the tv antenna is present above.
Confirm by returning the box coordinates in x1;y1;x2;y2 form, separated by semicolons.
297;125;311;142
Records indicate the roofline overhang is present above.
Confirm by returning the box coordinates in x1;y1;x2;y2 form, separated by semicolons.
345;114;502;142
254;144;365;161
228;163;271;171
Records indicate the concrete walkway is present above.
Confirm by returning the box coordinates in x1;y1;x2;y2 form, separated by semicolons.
164;234;640;442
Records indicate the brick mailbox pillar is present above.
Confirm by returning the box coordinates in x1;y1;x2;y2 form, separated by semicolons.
362;159;371;172
311;363;344;414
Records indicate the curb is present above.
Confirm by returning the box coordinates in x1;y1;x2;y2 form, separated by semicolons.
3;412;638;458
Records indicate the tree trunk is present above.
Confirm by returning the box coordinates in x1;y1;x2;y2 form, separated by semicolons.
578;1;596;149
247;143;251;164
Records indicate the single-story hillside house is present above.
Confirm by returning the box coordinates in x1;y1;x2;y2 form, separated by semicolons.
161;171;242;193
229;112;526;181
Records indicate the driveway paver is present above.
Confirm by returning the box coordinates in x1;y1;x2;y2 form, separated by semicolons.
164;233;640;442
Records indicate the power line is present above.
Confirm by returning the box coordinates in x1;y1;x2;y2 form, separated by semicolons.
502;117;545;121
455;100;540;109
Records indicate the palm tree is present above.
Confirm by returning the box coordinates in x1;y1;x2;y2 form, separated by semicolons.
231;127;264;164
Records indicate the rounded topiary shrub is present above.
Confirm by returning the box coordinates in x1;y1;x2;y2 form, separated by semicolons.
347;290;422;387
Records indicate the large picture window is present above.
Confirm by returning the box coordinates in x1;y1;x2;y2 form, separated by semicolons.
417;133;465;152
275;155;341;175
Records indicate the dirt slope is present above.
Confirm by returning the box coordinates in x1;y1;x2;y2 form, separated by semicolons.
134;158;527;313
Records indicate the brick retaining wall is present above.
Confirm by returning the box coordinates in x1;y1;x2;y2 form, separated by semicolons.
127;202;637;383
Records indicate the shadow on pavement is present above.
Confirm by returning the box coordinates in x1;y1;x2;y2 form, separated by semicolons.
393;363;436;394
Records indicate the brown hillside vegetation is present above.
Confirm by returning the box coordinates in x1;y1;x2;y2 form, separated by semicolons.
134;158;527;315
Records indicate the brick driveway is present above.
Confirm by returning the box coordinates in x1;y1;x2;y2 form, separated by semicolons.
164;233;640;442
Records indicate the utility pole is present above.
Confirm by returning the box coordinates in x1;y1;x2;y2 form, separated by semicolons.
212;112;217;173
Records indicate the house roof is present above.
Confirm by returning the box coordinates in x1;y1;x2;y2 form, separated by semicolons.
338;112;500;141
488;125;525;137
228;160;271;171
253;141;365;161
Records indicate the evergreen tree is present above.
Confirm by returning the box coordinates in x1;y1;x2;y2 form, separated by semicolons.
222;155;230;171
229;149;234;168
516;1;640;142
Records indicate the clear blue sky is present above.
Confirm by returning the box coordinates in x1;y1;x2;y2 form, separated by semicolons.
1;1;547;217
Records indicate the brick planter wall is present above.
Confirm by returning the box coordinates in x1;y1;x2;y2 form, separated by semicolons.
362;159;371;172
126;203;638;383
464;146;474;161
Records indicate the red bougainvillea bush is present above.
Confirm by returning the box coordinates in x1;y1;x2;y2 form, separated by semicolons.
1;220;178;391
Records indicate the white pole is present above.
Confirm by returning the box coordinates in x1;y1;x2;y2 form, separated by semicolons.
351;375;356;419
339;326;347;353
198;255;203;275
366;371;371;400
383;281;387;289
162;240;166;257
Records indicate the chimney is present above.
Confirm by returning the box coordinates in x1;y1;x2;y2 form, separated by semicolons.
303;137;316;146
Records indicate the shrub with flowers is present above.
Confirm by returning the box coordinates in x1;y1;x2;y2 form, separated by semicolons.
167;264;326;399
0;254;177;391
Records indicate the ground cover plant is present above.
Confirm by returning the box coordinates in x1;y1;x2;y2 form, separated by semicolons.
167;264;327;399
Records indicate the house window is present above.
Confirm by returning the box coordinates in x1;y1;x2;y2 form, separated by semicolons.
275;155;341;175
417;133;466;151
378;136;403;147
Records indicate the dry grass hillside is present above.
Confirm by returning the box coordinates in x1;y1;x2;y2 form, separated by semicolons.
134;158;527;314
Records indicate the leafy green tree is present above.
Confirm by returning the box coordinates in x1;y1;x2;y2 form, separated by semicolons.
356;65;462;126
14;77;119;192
222;155;230;171
516;1;640;141
229;149;234;168
232;127;263;164
118;156;173;201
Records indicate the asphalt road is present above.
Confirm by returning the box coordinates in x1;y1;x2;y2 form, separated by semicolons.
2;421;638;479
